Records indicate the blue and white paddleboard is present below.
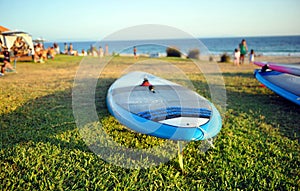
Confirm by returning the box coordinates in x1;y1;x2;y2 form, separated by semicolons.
106;71;222;141
254;69;300;105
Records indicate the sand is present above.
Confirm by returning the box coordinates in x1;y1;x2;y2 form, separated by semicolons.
207;55;300;73
252;55;300;64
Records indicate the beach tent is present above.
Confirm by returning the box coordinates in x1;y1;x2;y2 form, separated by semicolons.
1;30;35;54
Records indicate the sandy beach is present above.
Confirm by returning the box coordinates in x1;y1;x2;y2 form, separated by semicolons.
212;55;300;73
254;55;300;63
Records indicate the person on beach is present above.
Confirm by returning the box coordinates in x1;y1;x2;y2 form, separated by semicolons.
1;47;15;76
41;44;48;62
47;47;56;59
64;43;68;54
233;48;240;66
89;45;93;56
249;49;255;64
68;43;73;55
239;39;248;64
105;44;109;56
11;36;26;56
133;46;137;59
89;45;98;56
53;43;60;55
99;46;104;57
78;49;87;56
34;43;44;63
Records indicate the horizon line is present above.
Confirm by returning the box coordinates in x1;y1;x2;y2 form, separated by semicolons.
43;34;300;43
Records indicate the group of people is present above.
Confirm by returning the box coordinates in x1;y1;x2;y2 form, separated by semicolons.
61;43;110;57
233;39;255;66
63;43;78;55
33;43;57;63
10;36;31;56
89;44;109;57
0;37;29;76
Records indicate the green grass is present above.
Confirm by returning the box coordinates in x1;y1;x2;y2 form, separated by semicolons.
1;55;299;190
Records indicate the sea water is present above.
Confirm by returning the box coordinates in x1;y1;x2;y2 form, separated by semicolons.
44;35;300;56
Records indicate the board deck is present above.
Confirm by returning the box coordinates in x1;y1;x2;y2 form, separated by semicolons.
106;71;222;141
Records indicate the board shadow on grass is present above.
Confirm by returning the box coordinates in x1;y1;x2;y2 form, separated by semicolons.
1;76;174;169
0;88;87;151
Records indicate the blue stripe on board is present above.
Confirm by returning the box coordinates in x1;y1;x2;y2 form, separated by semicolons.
137;107;211;122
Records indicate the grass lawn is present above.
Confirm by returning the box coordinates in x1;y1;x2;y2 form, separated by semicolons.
1;55;299;190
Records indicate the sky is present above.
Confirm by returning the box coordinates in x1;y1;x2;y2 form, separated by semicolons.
1;0;300;41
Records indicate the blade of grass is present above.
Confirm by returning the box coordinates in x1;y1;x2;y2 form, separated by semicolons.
177;141;184;173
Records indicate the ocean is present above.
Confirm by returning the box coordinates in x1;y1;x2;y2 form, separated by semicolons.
44;35;300;56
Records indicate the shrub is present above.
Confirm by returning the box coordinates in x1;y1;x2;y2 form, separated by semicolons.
187;48;200;59
220;53;231;63
166;46;181;57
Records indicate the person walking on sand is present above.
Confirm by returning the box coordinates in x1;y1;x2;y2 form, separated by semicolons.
133;46;137;59
239;39;248;64
105;44;109;56
249;49;255;64
233;48;240;66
